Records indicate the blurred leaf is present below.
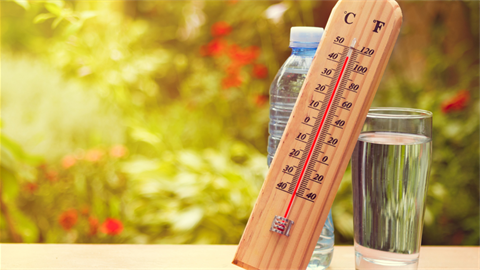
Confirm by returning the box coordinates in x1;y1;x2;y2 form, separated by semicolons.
173;207;204;231
12;0;29;9
80;11;97;20
130;128;160;145
46;0;64;8
33;13;55;24
10;208;39;243
429;182;447;200
45;3;62;16
0;134;42;165
178;151;203;171
424;207;434;226
121;159;160;175
62;21;83;36
1;168;20;202
52;16;63;29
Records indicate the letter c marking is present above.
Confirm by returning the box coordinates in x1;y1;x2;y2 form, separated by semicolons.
345;12;356;24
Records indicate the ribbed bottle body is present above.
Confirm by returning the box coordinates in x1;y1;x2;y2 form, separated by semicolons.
268;49;313;165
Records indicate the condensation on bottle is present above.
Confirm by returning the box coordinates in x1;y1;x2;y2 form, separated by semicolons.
267;27;334;270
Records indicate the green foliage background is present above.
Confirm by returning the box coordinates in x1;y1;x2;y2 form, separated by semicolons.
1;0;478;246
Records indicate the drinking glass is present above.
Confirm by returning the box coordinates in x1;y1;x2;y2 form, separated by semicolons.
351;107;432;269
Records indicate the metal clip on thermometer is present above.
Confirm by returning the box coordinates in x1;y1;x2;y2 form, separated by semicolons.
234;0;402;269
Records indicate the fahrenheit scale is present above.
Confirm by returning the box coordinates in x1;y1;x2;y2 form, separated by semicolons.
233;0;402;270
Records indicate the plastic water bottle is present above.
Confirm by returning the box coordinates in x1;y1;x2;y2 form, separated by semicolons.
267;27;334;270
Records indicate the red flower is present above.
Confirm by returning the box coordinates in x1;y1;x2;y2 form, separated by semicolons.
45;170;58;182
254;94;269;107
200;39;227;57
62;155;77;169
228;45;260;66
88;217;99;236
37;163;47;172
101;218;123;236
222;73;243;89
452;230;465;245
58;209;78;231
62;155;76;169
110;145;128;158
23;182;38;194
441;90;470;114
211;21;232;37
80;206;90;217
225;61;243;74
252;64;268;79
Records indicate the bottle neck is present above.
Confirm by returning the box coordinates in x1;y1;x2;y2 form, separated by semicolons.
290;47;317;57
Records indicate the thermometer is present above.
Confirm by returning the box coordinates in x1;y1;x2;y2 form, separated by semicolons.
233;0;402;269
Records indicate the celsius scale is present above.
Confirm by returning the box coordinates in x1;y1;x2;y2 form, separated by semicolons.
233;0;403;269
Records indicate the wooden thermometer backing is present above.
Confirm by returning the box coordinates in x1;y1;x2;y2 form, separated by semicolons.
233;0;402;269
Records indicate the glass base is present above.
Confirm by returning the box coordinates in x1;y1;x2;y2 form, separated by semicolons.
355;242;419;270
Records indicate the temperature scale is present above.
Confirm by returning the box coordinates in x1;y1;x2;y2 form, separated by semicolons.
233;0;403;269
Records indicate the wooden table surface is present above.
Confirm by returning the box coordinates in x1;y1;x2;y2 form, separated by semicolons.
0;244;478;270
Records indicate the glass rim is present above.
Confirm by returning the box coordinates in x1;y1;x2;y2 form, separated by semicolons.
367;107;432;119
